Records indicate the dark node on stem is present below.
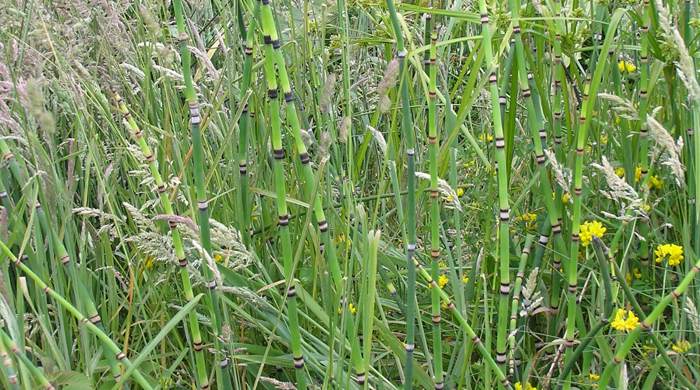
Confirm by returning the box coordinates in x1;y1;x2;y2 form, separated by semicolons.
201;382;211;390
157;184;167;194
198;200;208;210
564;338;576;348
239;162;247;175
552;222;562;234
573;187;582;195
133;129;142;138
432;315;441;324
640;55;649;64
499;96;507;105
448;302;456;310
554;135;562;144
43;286;50;294
641;321;652;330
496;352;507;364
538;235;549;245
293;355;305;368
116;352;126;360
168;220;177;229
220;358;230;368
535;154;546;165
495;137;505;149
267;88;278;99
278;213;289;226
286;286;296;298
299;153;310;165
428;135;437;144
640;90;648;98
430;190;439;199
284;91;293;102
435;381;445;390
489;73;497;84
355;372;366;384
273;148;285;160
472;336;482;345
539;129;547;141
244;46;253;55
567;283;577;293
613;356;622;364
671;290;681;299
513;25;521;34
407;243;416;253
578;116;586;124
193;341;204;352
428;91;437;98
571;233;580;242
431;249;440;258
499;208;510;221
319;242;325;254
272;39;281;49
575;147;584;155
480;13;489;24
60;255;70;265
318;220;329;232
145;154;155;163
499;283;510;295
405;343;415;352
522;88;531;98
89;314;101;324
207;280;216;290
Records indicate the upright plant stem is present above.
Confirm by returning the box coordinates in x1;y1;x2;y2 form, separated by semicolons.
171;1;232;387
114;92;208;389
476;0;511;376
426;21;444;389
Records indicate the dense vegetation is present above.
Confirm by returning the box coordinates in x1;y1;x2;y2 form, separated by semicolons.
0;0;699;388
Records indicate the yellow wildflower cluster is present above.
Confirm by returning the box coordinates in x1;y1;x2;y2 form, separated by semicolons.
589;373;600;381
514;382;537;390
456;187;465;197
655;244;684;267
634;166;663;190
617;59;637;73
611;308;640;332
625;268;642;284
580;220;607;247
615;167;625;178
672;339;691;354
438;274;449;288
479;133;494;143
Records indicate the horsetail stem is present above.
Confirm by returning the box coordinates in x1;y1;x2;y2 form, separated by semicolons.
171;1;232;387
0;239;154;390
476;0;511;376
114;92;209;389
426;18;444;389
258;9;308;387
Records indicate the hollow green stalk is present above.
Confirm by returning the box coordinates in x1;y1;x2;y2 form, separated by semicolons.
508;235;533;375
476;0;511;375
258;16;308;389
384;0;417;387
114;92;208;389
171;1;232;387
426;21;444;390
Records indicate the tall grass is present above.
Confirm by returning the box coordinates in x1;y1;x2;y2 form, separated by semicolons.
0;0;699;389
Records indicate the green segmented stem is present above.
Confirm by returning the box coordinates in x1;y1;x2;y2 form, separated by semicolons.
598;258;700;388
115;93;208;389
476;0;511;376
258;0;341;291
0;329;53;390
426;21;444;389
508;236;533;375
413;257;512;388
383;0;417;387
258;12;308;388
171;1;232;387
0;327;19;390
0;240;153;390
636;0;652;269
237;1;257;243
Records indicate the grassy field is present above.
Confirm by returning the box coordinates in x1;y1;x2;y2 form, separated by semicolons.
0;0;699;388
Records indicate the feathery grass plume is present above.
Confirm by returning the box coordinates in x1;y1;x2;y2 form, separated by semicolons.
415;172;462;211
647;114;685;186
339;116;351;143
126;232;178;266
319;72;337;113
72;207;123;222
654;0;700;102
591;156;641;207
545;149;572;190
598;93;638;120
367;125;387;154
259;376;296;389
683;298;700;333
122;202;155;230
376;58;399;96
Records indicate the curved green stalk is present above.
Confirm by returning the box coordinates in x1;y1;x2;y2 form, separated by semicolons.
114;92;208;389
476;0;511;376
508;236;533;375
171;1;232;387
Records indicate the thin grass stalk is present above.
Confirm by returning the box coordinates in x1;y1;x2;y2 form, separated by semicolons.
426;19;444;390
114;92;209;389
259;18;308;388
0;328;53;390
383;0;418;387
0;327;18;390
0;240;153;389
598;258;700;388
636;0;652;271
476;0;511;376
337;0;353;180
361;230;381;387
508;235;533;375
171;2;232;387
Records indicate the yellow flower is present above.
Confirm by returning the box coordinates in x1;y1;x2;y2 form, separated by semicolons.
479;133;494;143
457;187;465;197
144;256;155;270
647;175;663;190
615;167;625;178
635;166;643;182
438;261;447;269
441;300;449;310
562;192;571;205
655;244;684;267
349;303;357;315
615;116;621;125
580;220;607;247
672;339;691;354
445;194;454;203
641;203;651;213
625;61;637;73
214;253;224;263
589;373;600;381
617;60;626;72
462;275;469;283
600;133;608;145
518;212;537;223
438;274;449;288
633;268;642;279
611;308;640;332
514;382;536;390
